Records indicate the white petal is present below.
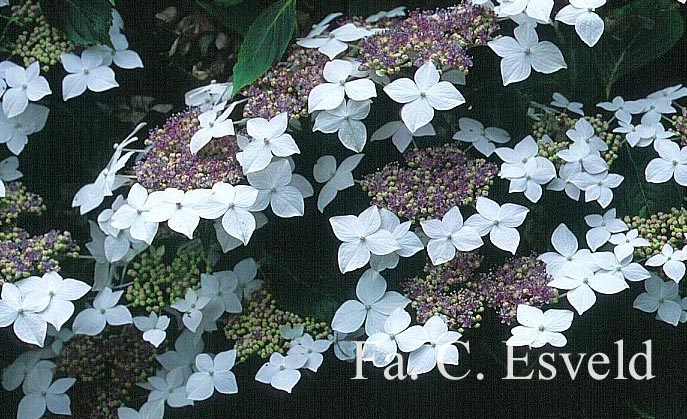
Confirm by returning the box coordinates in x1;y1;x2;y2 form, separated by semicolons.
575;12;604;47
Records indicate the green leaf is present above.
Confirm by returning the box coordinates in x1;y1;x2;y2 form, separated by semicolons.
595;0;684;96
230;0;297;96
40;0;113;47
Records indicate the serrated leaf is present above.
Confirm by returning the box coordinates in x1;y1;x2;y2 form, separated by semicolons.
230;0;297;96
40;0;113;47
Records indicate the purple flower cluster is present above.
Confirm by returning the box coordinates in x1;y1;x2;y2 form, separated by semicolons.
402;252;485;332
0;228;79;284
477;254;557;324
671;108;687;147
359;5;498;75
242;46;327;120
360;144;497;222
133;109;243;191
0;182;45;227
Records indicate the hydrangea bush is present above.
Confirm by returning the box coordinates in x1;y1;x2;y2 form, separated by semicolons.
0;0;686;417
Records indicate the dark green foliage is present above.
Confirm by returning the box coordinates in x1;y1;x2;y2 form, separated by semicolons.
39;0;113;47
230;0;297;96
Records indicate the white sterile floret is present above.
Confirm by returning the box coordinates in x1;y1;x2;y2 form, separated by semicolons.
313;99;371;152
288;333;332;372
280;324;304;341
506;305;573;348
185;350;238;401
566;117;608;151
237;112;300;174
464;197;529;254
369;208;423;271
147;366;194;408
195;182;259;245
547;162;582;201
185;82;232;111
453;117;510;157
72;287;132;336
496;0;554;22
645;139;687;186
133;312;170;348
143;188;208;239
550;92;584;115
117;400;165;419
313;154;364;212
584;208;628;251
2;351;54;391
171;288;210;333
255;352;307;393
189;103;237;154
297;23;372;60
156;330;204;371
597;96;644;122
538;223;593;277
331;269;409;335
609;229;649;261
2;61;51;118
303;12;343;39
571;171;623;208
487;24;566;86
233;258;263;300
0;103;49;155
383;61;465;133
72;123;145;214
363;308;426;367
421;206;483;265
371;120;436;153
308;59;376;113
329;330;360;362
556;141;608;175
365;6;406;22
494;135;556;203
14;271;90;332
61;50;118;101
0;283;49;346
645;243;686;283
109;183;158;244
407;315;461;375
198;271;242;314
247;159;305;218
102;26;144;69
17;369;75;419
555;0;607;47
633;275;683;326
548;263;628;315
593;251;650;283
329;206;401;273
640;96;676;125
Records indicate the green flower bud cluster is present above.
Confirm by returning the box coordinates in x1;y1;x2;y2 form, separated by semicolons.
0;181;45;228
8;0;74;71
532;113;621;167
56;325;162;419
223;289;330;363
624;208;687;259
125;245;209;313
